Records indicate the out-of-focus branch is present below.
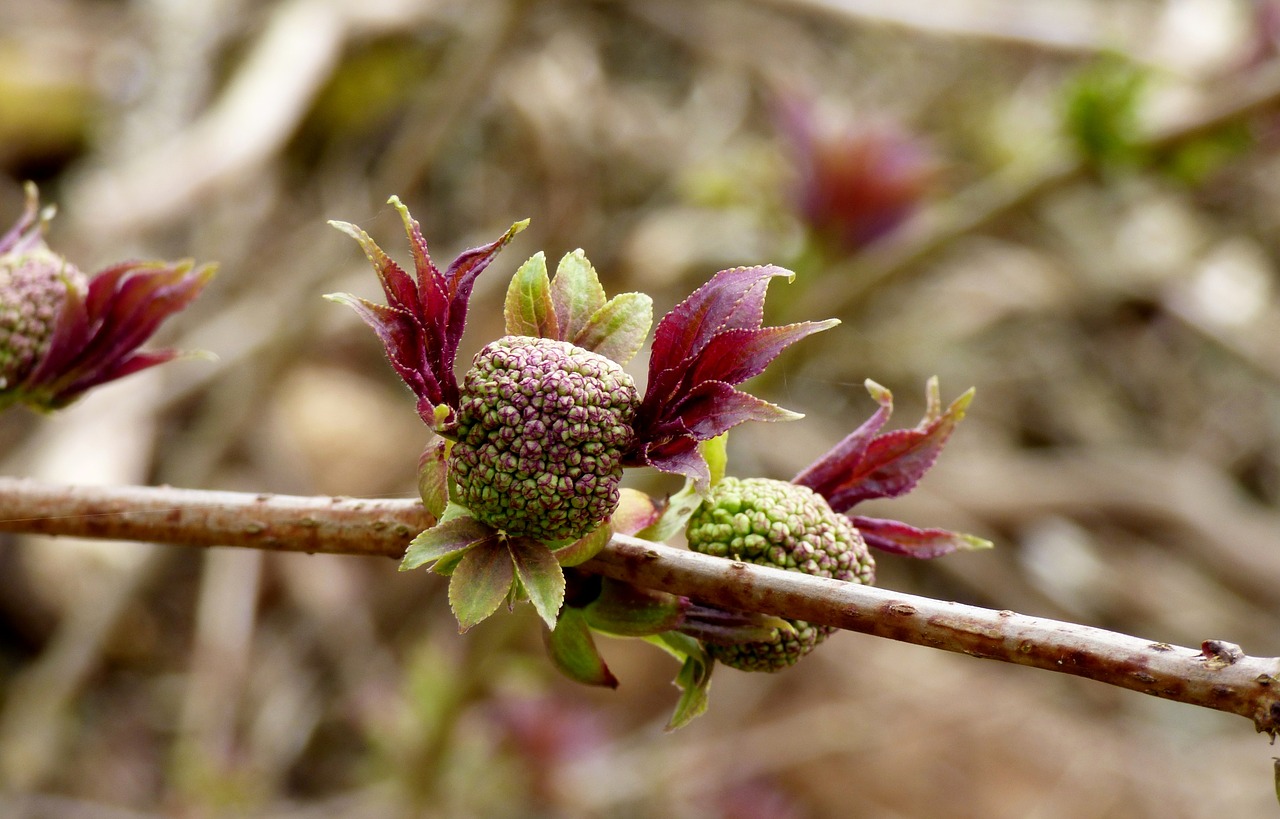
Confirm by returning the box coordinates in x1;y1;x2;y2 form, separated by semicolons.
798;59;1280;318
1;477;1277;736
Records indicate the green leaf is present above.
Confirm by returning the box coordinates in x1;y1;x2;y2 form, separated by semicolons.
549;249;607;342
702;433;728;489
551;521;611;567
508;537;566;629
400;516;493;572
448;538;515;632
637;477;703;543
574;292;653;366
667;654;713;730
544;607;618;688
504;252;560;338
416;436;450;519
584;579;686;637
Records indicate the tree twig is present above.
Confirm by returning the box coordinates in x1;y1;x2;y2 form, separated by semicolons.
1;477;1277;736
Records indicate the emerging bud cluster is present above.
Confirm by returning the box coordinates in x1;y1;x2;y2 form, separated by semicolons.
453;336;639;541
0;246;81;390
687;477;873;671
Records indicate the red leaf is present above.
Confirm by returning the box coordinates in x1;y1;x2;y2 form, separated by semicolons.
851;515;991;558
685;321;838;388
795;379;972;513
673;381;802;439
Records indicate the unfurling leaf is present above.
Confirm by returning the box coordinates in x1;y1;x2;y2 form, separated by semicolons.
448;539;514;632
584;579;687;636
610;488;662;536
416;436;450;519
545;606;618;688
504;252;559;338
851;515;992;559
508;536;566;629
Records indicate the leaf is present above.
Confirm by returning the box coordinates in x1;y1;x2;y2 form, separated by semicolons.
610;488;662;536
667;654;713;730
549;249;607;342
793;378;893;496
416;436;450;519
851;515;992;558
637;477;703;543
584;579;687;636
703;433;729;489
544;607;618;688
573;292;653;366
673;381;803;439
400;515;493;571
448;538;515;632
796;378;974;513
639;438;711;496
508;536;566;629
685;321;840;389
551;522;611;567
504;252;559;338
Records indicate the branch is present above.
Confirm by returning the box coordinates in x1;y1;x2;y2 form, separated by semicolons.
1;477;1277;736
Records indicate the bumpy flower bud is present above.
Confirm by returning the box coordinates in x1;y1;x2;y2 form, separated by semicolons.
452;335;640;541
686;477;874;671
0;245;82;390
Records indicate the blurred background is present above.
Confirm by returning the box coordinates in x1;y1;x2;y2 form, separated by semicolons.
3;0;1280;816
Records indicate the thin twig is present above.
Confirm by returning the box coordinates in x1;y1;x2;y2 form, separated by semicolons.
1;477;1277;736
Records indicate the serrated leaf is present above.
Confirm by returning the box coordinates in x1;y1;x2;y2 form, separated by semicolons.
551;522;611;568
795;379;974;513
544;607;618;688
851;515;992;558
611;488;662;536
504;252;559;338
448;539;515;632
686;321;839;388
573;292;653;366
416;436;450;519
400;516;493;571
550;249;607;342
675;381;803;439
508;537;566;629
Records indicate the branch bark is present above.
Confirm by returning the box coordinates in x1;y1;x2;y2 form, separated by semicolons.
1;477;1277;736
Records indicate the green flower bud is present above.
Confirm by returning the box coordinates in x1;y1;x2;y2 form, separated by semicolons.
686;477;874;672
452;335;639;541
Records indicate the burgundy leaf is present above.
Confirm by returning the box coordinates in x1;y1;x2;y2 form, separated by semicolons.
685;320;838;388
795;379;973;513
672;380;802;439
634;436;711;491
851;515;991;558
645;265;795;406
793;379;894;499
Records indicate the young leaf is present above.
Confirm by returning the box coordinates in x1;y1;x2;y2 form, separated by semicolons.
584;579;687;637
508;536;566;629
610;488;662;536
703;433;728;489
637;477;703;543
573;292;654;366
551;522;612;567
667;654;713;730
448;538;515;632
549;249;607;342
544;606;618;689
400;516;493;571
504;252;559;338
850;515;992;558
416;436;450;519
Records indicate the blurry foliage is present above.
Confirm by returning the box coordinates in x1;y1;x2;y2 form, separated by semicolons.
4;0;1280;816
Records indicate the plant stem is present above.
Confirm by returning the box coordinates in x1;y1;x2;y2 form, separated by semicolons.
1;477;1277;736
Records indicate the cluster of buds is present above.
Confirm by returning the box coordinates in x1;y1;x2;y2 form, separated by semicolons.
334;196;986;727
0;184;213;412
